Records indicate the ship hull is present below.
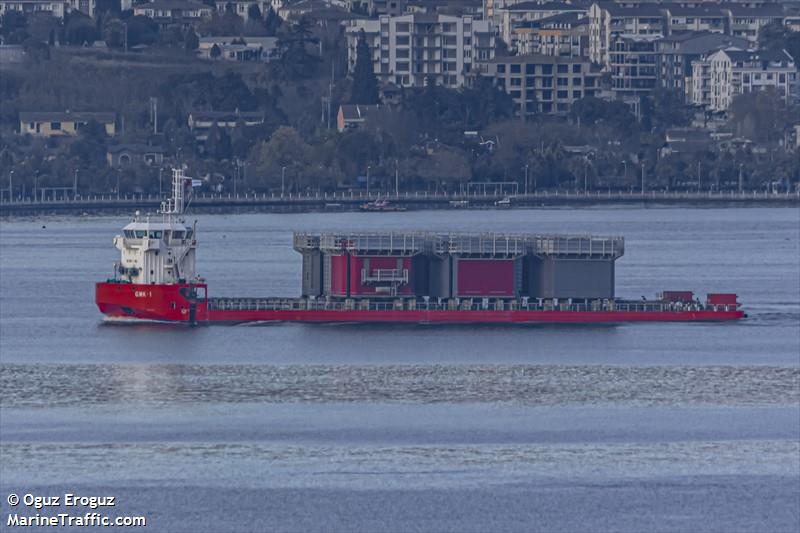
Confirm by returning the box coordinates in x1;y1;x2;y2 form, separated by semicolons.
96;283;744;325
206;309;744;324
96;282;208;323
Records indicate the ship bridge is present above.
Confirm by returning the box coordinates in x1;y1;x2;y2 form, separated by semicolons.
111;169;199;286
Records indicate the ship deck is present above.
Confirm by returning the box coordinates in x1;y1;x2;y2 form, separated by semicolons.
205;297;743;324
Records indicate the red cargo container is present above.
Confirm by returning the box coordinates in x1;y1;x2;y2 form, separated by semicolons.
328;254;349;296
661;291;694;303
707;293;738;306
455;258;517;297
349;256;414;297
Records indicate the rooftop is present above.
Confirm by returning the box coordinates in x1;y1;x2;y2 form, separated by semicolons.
339;104;379;121
19;111;115;122
483;53;591;64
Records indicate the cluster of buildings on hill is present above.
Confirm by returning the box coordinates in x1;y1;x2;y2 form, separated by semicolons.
2;0;798;126
340;0;799;117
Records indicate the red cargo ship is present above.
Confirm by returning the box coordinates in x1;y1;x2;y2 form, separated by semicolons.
96;170;744;325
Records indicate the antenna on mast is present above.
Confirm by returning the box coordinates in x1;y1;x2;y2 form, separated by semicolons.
159;168;189;220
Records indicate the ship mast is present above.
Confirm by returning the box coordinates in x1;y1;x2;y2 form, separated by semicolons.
159;168;189;222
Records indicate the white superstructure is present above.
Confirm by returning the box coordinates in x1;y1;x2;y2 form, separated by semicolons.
112;169;199;285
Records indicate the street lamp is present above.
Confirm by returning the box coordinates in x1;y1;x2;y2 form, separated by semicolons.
738;163;744;193
640;162;645;195
73;168;78;199
281;166;286;198
622;160;627;181
8;170;13;201
583;160;588;194
366;166;370;197
395;160;399;197
158;167;163;197
524;164;529;195
697;160;701;191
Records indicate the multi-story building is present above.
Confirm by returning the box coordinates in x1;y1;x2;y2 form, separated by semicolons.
214;0;282;21
514;12;589;57
477;54;601;116
657;32;750;100
0;0;94;19
345;13;494;88
701;48;797;111
405;0;483;19
589;2;665;67
662;5;726;35
133;0;212;28
720;4;785;45
609;33;660;104
498;1;586;52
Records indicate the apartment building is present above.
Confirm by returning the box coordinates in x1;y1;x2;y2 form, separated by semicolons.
661;5;726;35
132;0;212;28
0;0;94;19
477;54;601;116
345;13;494;88
498;1;586;52
700;48;797;111
609;33;660;103
720;3;785;45
657;32;749;100
589;2;665;66
514;12;589;57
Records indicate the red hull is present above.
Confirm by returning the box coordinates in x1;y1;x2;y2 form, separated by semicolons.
96;283;744;324
96;282;208;323
206;309;744;323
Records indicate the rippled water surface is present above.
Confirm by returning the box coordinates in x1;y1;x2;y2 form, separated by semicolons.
1;207;799;532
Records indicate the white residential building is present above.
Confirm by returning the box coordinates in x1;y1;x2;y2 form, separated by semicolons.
695;48;797;111
345;13;494;88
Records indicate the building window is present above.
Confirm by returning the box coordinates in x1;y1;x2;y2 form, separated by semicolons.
511;64;521;73
51;122;61;130
557;64;568;73
572;64;581;73
573;90;582;98
396;36;409;45
542;64;552;75
497;64;506;74
526;64;535;75
396;23;409;32
557;90;568;99
511;77;522;86
396;62;409;72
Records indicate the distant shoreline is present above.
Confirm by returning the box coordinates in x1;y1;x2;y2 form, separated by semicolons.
1;190;797;216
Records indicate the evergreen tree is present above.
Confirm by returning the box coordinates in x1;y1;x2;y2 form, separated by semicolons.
247;3;262;22
263;7;282;36
185;28;199;51
350;29;379;105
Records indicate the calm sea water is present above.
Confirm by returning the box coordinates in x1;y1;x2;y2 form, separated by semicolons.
1;207;799;532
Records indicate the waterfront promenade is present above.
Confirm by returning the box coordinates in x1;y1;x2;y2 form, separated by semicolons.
1;189;798;214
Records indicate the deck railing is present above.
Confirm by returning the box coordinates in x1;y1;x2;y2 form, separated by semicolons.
207;297;737;313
